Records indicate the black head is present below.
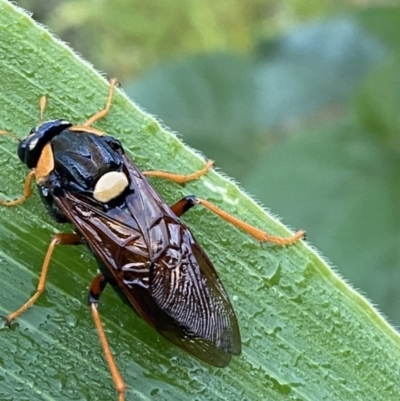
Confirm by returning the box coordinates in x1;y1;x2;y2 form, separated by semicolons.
18;119;72;169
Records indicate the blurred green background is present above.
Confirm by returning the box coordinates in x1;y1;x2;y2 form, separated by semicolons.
15;0;400;327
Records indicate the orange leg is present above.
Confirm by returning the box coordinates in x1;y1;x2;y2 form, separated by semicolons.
150;164;304;245
82;78;118;127
0;129;20;142
0;169;36;207
70;78;118;136
39;95;47;121
5;233;82;326
196;198;305;245
89;274;126;401
143;160;214;184
170;195;304;246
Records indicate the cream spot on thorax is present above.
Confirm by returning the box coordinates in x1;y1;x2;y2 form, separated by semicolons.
93;171;129;203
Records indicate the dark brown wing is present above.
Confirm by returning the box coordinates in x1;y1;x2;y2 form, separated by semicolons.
54;157;241;367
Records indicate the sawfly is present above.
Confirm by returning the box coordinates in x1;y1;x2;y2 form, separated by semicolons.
0;79;304;401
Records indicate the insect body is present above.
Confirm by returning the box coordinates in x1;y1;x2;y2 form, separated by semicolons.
0;80;305;401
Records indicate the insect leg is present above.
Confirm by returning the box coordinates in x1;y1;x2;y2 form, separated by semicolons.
170;195;197;217
89;274;126;401
5;233;82;325
0;169;35;206
39;95;47;121
143;160;214;184
171;196;305;245
82;78;118;127
0;129;20;141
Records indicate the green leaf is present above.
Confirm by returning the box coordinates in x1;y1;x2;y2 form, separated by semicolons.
0;2;399;401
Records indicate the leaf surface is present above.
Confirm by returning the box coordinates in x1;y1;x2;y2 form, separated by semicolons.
0;3;399;401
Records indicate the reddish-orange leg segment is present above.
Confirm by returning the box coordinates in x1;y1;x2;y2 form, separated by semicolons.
0;169;36;207
89;274;126;401
5;233;82;326
143;160;214;184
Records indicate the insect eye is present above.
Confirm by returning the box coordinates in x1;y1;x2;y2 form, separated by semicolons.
17;139;27;164
18;120;72;169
